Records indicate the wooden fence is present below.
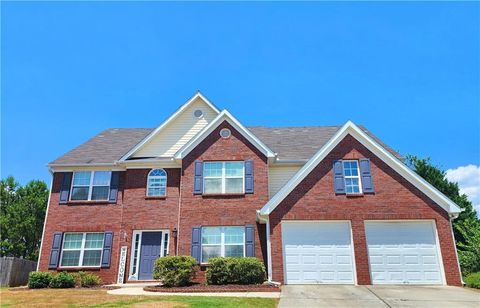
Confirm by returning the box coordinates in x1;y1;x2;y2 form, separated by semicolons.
0;257;37;287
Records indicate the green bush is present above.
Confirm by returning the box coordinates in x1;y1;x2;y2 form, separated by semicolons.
153;256;197;287
49;271;76;288
78;271;102;287
206;257;266;285
464;272;480;289
28;272;53;289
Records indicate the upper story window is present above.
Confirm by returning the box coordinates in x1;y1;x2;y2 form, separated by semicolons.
147;169;167;197
70;171;111;201
342;160;361;194
203;161;244;194
60;232;104;267
201;226;245;263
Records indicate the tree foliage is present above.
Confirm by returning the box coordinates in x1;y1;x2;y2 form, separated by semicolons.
0;176;49;260
406;156;480;275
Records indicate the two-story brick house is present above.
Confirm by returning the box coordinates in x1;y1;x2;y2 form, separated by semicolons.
38;92;463;286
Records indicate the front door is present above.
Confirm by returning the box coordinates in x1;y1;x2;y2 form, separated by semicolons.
138;231;162;280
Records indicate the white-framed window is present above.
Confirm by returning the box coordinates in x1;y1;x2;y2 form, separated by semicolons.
70;171;111;201
201;226;245;263
60;232;104;267
203;161;244;194
146;169;167;197
343;160;362;194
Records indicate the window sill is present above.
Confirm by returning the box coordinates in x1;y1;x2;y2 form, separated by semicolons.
202;193;245;198
57;267;102;271
145;196;167;200
64;200;115;205
345;193;364;198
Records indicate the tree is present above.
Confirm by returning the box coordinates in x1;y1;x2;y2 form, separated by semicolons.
406;156;480;274
0;176;49;260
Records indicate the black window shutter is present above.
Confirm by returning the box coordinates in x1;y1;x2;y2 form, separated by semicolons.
333;160;345;194
101;231;113;268
59;172;73;204
109;172;120;202
359;158;374;193
193;161;203;195
48;232;63;269
245;225;255;257
191;226;202;263
244;160;254;194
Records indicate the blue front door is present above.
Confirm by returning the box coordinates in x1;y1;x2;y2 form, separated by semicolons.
138;232;162;280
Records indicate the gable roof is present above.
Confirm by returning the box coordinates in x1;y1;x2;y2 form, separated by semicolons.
258;121;462;216
174;110;276;159
118;92;220;161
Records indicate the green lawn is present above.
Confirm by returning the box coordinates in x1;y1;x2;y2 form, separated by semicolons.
0;288;278;308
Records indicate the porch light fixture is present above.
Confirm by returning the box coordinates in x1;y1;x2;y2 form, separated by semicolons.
172;227;178;238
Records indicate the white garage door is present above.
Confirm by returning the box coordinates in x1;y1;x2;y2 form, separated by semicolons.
282;221;355;284
365;221;443;285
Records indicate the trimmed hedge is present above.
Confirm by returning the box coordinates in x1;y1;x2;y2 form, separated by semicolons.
206;257;266;285
153;256;197;287
49;272;76;288
464;272;480;289
28;272;53;289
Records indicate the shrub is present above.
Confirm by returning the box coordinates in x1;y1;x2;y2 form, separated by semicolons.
28;272;53;289
206;257;266;285
464;272;480;289
49;272;76;288
78;271;102;287
153;256;197;287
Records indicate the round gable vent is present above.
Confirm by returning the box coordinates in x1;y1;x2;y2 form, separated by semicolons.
193;109;203;118
220;128;231;138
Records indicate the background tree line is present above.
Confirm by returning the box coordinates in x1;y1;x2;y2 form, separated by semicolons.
0;156;479;274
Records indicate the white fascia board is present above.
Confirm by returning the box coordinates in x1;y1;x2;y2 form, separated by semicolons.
260;121;462;216
174;110;276;159
118;92;220;162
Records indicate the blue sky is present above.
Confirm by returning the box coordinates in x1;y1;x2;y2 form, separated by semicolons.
2;2;479;196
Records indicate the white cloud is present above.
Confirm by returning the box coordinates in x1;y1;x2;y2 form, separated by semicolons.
445;164;480;216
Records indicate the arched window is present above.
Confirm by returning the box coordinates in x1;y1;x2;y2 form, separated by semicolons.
147;169;167;197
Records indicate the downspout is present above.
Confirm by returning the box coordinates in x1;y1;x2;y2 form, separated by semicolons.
175;160;183;255
257;210;280;285
37;168;54;271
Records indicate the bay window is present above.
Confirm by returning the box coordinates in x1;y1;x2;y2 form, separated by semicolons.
203;162;244;194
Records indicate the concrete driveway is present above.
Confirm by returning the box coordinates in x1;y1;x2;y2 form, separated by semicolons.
278;285;479;307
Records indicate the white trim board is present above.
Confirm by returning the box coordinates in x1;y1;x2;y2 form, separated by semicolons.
119;92;221;162
259;121;462;216
174;110;276;160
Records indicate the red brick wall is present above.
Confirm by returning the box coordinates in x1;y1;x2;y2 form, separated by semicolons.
38;168;181;284
178;121;269;273
269;135;462;286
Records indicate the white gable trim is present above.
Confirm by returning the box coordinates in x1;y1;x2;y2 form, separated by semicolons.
259;121;462;216
174;110;276;159
118;92;220;161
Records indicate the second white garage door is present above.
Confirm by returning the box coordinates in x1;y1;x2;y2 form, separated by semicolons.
282;221;355;284
365;221;443;285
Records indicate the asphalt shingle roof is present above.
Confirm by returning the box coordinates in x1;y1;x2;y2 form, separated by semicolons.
49;126;401;165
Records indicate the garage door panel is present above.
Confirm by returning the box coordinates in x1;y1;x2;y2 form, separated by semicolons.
282;221;355;284
365;222;442;285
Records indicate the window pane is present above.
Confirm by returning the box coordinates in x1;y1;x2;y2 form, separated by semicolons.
225;178;243;193
225;245;244;257
202;227;221;244
150;169;166;177
61;251;80;266
204;162;222;177
63;233;83;249
148;187;166;196
202;246;221;262
85;233;104;249
204;179;222;194
73;172;91;186
149;178;166;187
82;250;102;266
225;162;243;177
224;227;244;244
71;187;89;200
93;171;111;186
91;186;109;200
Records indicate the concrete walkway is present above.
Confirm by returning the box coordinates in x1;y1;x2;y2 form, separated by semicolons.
107;286;280;298
278;285;479;308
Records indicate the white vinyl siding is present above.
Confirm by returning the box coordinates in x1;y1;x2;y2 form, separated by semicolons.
132;98;218;158
268;165;303;198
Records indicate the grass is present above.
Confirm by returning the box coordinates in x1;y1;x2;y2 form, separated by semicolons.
0;288;278;308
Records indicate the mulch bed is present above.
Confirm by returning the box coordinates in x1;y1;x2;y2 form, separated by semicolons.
144;283;280;293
